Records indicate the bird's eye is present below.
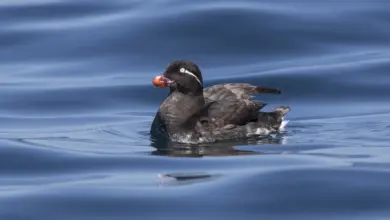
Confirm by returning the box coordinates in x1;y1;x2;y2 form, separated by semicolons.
179;68;186;73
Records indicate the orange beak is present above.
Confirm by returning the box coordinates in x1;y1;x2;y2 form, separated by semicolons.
152;75;171;88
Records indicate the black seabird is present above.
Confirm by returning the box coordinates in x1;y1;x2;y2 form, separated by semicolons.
150;60;290;143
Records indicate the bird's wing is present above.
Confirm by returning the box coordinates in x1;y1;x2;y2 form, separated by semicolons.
203;83;281;101
193;97;266;129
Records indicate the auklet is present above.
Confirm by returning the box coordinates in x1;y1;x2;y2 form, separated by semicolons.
150;60;290;143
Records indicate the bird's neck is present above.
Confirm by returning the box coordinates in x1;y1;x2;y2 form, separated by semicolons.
170;85;203;96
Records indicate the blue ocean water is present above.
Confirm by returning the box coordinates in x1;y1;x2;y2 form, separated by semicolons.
1;0;390;219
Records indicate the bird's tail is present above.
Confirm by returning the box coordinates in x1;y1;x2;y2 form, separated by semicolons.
273;106;290;130
273;106;290;117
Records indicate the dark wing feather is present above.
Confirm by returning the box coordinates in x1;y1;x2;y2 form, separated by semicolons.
199;98;266;128
203;83;281;101
202;83;280;125
189;83;281;133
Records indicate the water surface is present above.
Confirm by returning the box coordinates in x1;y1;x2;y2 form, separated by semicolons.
1;0;390;219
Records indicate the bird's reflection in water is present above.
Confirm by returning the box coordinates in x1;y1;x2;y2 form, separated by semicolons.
150;133;286;157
